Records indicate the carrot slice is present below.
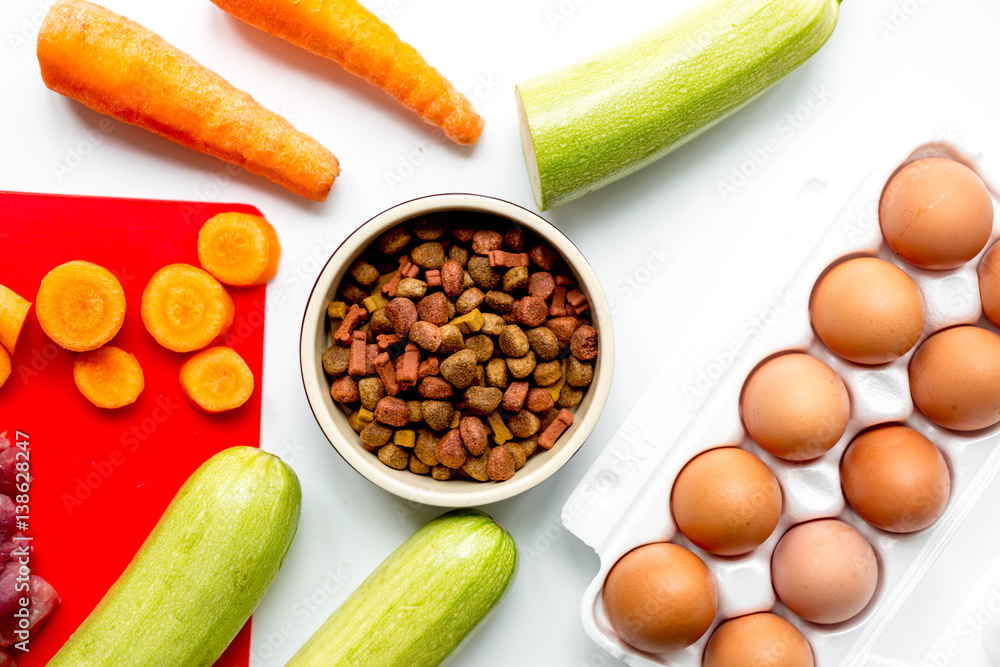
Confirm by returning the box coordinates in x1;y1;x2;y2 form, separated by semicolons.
209;0;485;145
141;264;235;353
37;0;339;201
36;260;126;352
179;346;254;412
0;346;10;390
0;284;32;355
73;346;144;409
197;212;281;286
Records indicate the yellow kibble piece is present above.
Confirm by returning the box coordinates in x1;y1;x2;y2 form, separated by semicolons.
488;411;513;445
358;407;375;424
393;429;416;448
363;294;388;314
327;301;347;320
547;375;567;402
450;410;461;429
450;309;485;334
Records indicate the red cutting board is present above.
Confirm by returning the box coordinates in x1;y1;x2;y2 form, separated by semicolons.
0;192;266;667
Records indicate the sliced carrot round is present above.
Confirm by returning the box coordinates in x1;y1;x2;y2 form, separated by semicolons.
36;260;126;352
0;283;32;355
179;346;254;412
0;346;10;390
141;263;235;352
197;212;281;286
73;346;144;409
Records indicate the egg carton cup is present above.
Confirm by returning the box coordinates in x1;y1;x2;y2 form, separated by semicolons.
563;159;1000;667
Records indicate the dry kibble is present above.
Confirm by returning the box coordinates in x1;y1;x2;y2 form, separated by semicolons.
461;272;476;291
467;256;501;290
440;349;478;388
441;260;464;298
379;226;411;255
417;292;450;326
529;243;557;271
557;384;585;408
526;327;560;361
349;260;380;287
502;381;530;412
507;351;537;379
375;396;409;427
528;272;555;300
472;364;486;387
503;443;527;470
464;386;504;415
414;431;440;466
539;407;562;431
406;400;423;423
448;245;470;267
487;446;516;481
485;358;509;388
408;320;442;352
436;429;469;469
322;345;351;376
438;324;465;354
498;325;530;357
505;228;525;251
533;360;562;387
472;229;504;254
503;266;529;293
571;325;598;360
412;215;447;240
484;290;515;312
462;452;491;481
340;282;368;304
546;316;580;346
566;356;594;387
480;313;505;336
410;242;446;269
525;388;556;412
369;307;395;335
460;416;491;456
409;454;432;475
360;422;393;451
519;437;539;458
330;376;360;403
464;334;495;363
358;377;386;411
516;296;549;327
422;400;455;431
385;297;418;336
508;410;541;438
348;410;365;433
418;376;454;399
456;287;485;314
395;278;428;299
378;443;410;470
431;465;452;481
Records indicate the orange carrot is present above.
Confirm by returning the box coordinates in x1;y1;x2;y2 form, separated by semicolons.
179;346;254;412
0;284;32;355
141;264;235;353
36;260;126;352
73;346;145;409
0;346;10;390
209;0;484;145
37;0;339;201
198;212;281;286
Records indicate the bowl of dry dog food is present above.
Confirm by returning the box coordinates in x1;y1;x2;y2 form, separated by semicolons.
300;193;614;506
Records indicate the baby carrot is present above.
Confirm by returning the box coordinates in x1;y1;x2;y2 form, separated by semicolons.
209;0;484;145
180;346;254;412
36;260;126;352
198;212;281;286
74;346;145;409
0;284;32;355
141;264;235;353
37;0;339;201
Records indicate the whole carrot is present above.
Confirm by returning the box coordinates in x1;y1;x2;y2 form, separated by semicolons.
37;0;339;201
209;0;484;146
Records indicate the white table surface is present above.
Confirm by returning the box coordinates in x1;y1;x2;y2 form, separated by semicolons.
3;0;999;665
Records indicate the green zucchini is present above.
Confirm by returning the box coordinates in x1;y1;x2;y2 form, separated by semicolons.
516;0;841;210
49;446;301;667
286;509;518;667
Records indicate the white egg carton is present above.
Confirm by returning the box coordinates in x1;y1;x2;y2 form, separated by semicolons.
563;150;1000;667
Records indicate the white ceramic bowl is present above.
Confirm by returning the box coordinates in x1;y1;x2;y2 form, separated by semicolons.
300;194;614;507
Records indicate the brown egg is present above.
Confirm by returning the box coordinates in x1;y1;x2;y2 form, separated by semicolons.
841;425;949;533
909;325;1000;431
603;542;718;653
879;158;993;270
771;519;878;625
703;612;814;667
671;447;782;556
740;353;850;461
810;257;925;365
978;241;1000;328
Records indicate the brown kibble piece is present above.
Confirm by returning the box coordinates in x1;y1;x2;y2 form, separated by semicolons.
414;431;440;466
409;454;431;475
502;381;529;412
503;443;527;470
498;325;530;357
411;242;446;269
472;229;503;254
520;437;539;458
525;388;556;412
539;407;561;431
440;260;464;297
472;364;486;387
507;410;541;438
436;429;468;469
480;313;505;336
407;400;423;423
467;256;500;290
395;278;428;300
526;327;560;361
528;272;555;300
456;287;485;314
379;226;412;255
385;297;418;336
533;360;562;387
409;321;442;352
334;304;368;345
431;465;452;481
557;384;585;409
322;345;350;376
566;357;594;387
485;358;508;388
412;215;447;240
464;386;504;415
529;243;557;271
516;296;548;328
464;334;494;363
417;291;449;326
462;452;490;482
358;377;386;411
571;325;598;361
330;376;360;403
505;228;525;251
418;376;454;399
460;416;490;456
370;307;394;335
506;351;537;379
484;290;515;312
451;222;476;242
546;316;580;346
422;400;455;431
538;408;574;449
348;410;365;433
365;343;379;375
438;324;465;354
340;282;368;304
349;260;380;287
503;266;529;292
487;446;516;481
378;443;410;469
440;349;478;388
448;245;470;267
360;422;392;451
375;396;409;427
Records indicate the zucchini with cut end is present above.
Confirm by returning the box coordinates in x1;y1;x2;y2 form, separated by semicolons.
286;508;518;667
48;446;302;667
516;0;841;210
